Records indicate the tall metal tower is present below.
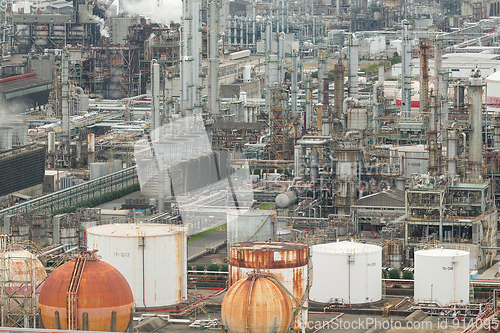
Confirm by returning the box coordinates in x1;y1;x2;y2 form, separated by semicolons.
401;20;412;118
208;0;220;117
181;0;202;115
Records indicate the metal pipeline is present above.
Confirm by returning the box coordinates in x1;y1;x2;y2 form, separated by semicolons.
343;97;359;115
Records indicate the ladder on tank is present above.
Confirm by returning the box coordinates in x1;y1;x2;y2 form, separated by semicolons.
67;254;88;330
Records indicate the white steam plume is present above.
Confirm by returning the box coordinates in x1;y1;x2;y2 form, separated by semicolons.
121;0;181;24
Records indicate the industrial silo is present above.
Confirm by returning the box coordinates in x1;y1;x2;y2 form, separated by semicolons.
309;241;382;304
227;210;275;245
228;241;309;330
39;251;133;331
86;223;187;308
348;108;368;130
221;275;293;333
414;248;469;306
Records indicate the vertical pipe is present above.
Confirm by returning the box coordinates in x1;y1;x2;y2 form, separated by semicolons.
291;49;298;116
469;68;483;180
447;128;458;176
323;78;330;136
62;48;70;155
334;60;344;121
305;79;311;128
209;0;220;117
279;32;285;84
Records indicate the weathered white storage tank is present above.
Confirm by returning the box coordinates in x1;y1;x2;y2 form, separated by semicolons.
348;108;368;130
486;71;500;112
227;210;275;245
414;248;469;306
309;241;382;304
275;191;297;208
228;241;309;330
86;223;188;308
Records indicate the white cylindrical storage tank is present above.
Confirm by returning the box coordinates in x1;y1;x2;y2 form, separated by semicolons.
228;241;309;330
414;248;469;306
310;241;382;304
227;210;275;245
275;191;297;208
486;71;500;113
243;65;251;82
87;223;188;308
0;127;13;150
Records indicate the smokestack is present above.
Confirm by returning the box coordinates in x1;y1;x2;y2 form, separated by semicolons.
317;47;326;96
334;60;344;121
348;36;359;99
151;59;160;141
468;68;483;179
62;48;70;155
420;41;430;114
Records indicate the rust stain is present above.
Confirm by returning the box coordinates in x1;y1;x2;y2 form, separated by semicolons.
39;258;133;331
229;241;309;268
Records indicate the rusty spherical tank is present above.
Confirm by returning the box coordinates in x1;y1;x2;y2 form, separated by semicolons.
221;275;293;333
229;241;309;330
38;257;133;331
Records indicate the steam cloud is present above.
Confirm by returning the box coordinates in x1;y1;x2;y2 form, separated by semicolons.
121;0;182;24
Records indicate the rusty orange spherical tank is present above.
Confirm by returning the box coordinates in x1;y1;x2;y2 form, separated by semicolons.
221;275;293;333
38;258;134;332
229;241;309;330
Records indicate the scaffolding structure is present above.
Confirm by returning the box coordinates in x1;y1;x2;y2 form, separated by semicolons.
0;245;46;328
269;86;291;160
89;45;140;99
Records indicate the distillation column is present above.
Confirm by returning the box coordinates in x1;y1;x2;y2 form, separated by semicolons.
427;94;439;174
291;49;299;116
151;60;160;141
62;48;70;155
209;0;220;117
469;69;484;180
401;20;412;117
348;36;359;99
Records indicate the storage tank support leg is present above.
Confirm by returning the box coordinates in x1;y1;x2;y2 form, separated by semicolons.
110;310;116;332
127;308;134;333
55;311;61;330
82;312;88;331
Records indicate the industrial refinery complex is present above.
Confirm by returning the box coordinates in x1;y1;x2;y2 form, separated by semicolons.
3;0;500;332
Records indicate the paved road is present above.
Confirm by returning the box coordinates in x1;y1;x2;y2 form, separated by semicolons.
188;229;227;261
479;261;499;279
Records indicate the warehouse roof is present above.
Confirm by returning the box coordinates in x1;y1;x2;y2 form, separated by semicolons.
0;77;53;96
